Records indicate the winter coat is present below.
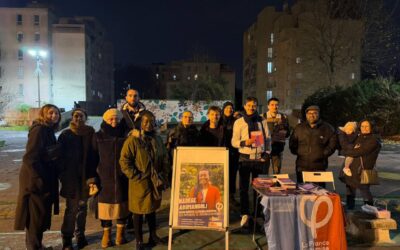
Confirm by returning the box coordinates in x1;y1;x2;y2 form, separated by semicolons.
231;116;271;155
341;133;381;188
119;133;170;214
289;120;337;171
92;122;128;206
221;115;237;151
120;102;146;132
58;125;96;200
199;121;225;147
166;123;199;149
15;122;61;230
263;112;290;155
337;130;358;156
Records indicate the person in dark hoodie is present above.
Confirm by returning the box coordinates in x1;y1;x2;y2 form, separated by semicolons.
90;109;129;248
120;89;146;136
14;104;62;250
199;106;225;146
58;108;96;250
341;119;381;209
221;102;240;203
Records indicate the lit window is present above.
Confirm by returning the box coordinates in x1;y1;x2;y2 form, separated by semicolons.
267;62;273;73
17;32;23;42
268;48;273;58
16;14;22;25
266;90;272;101
19;84;24;96
34;15;40;25
17;66;24;79
296;57;301;64
351;73;355;79
18;49;23;60
270;33;274;44
34;32;40;42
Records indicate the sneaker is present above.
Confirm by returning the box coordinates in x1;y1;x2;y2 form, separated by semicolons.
240;215;249;227
343;168;352;176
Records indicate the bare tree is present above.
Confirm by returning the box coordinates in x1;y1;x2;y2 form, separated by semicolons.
299;0;363;86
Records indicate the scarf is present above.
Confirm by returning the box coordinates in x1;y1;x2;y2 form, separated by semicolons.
243;112;262;135
69;121;94;136
100;121;125;138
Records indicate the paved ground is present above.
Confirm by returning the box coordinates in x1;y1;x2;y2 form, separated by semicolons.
0;119;399;249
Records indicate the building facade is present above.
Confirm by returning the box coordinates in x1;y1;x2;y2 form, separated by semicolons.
0;6;55;111
52;17;114;112
152;60;236;101
243;0;362;112
0;4;113;114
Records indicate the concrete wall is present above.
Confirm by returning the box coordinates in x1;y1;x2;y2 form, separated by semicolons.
52;25;86;111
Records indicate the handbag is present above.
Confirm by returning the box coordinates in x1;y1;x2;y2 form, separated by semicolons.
359;157;379;185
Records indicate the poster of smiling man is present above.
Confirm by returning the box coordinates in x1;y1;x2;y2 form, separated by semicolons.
169;147;229;232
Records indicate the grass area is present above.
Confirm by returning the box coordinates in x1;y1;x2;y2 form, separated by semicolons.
0;125;29;131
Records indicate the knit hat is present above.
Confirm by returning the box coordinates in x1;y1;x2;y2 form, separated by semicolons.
222;101;234;110
71;108;87;118
339;121;357;133
102;108;121;121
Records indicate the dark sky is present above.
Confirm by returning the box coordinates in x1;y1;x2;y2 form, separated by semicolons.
3;0;280;74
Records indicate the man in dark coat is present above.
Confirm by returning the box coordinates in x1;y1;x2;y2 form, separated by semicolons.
289;105;337;184
58;108;96;249
120;89;146;135
199;106;225;147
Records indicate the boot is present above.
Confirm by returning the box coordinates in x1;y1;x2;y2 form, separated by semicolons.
115;224;127;246
101;227;112;248
76;235;88;249
346;195;355;210
62;237;73;250
147;231;166;247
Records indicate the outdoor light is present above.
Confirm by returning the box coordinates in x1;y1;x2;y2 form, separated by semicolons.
194;74;198;80
28;48;48;108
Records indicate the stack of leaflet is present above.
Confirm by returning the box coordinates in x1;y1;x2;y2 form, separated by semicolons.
277;178;296;190
252;177;274;189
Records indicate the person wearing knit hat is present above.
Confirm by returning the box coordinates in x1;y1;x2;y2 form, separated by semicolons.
90;108;128;248
58;107;95;249
338;121;358;177
221;101;240;204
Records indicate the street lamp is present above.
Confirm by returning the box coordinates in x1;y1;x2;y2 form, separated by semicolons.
28;49;47;107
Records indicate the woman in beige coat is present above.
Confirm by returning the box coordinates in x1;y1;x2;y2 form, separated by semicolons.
120;111;170;250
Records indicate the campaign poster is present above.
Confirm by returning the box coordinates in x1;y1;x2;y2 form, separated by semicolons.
170;147;228;231
177;163;224;229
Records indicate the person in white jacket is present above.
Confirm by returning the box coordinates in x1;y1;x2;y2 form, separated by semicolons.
231;97;271;229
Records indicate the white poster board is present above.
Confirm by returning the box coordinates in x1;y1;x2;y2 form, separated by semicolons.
168;147;229;249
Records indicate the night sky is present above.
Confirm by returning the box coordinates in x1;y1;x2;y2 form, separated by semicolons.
2;0;281;76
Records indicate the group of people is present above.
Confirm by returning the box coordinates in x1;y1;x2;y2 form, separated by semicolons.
13;88;381;250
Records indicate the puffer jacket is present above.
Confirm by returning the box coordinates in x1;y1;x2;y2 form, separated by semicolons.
289;120;337;171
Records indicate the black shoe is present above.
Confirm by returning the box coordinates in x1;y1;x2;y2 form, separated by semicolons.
77;236;88;249
147;234;167;247
62;237;73;250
